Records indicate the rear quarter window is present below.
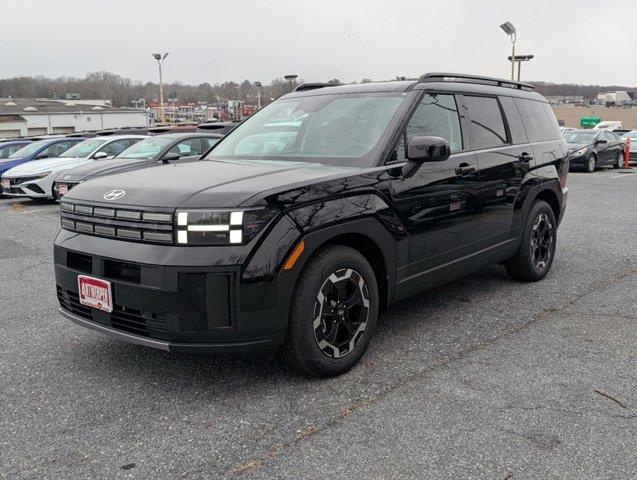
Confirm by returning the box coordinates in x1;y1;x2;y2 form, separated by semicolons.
515;98;561;142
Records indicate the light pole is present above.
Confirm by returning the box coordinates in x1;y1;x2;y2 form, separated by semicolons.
499;22;516;81
152;52;169;123
254;81;262;110
284;74;298;92
508;54;534;81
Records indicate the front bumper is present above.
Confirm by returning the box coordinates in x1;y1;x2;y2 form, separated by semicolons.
2;172;56;198
54;230;288;354
567;154;590;167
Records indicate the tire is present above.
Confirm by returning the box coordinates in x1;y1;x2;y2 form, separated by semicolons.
280;245;379;377
505;200;557;282
614;151;624;169
585;154;597;173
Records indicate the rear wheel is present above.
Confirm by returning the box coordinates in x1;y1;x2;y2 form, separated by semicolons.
585;154;597;173
614;150;624;169
505;200;557;282
281;245;378;377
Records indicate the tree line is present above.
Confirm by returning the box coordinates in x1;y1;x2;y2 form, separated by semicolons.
0;72;633;107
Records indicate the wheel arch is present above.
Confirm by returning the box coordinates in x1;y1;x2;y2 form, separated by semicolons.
520;180;563;228
277;217;397;314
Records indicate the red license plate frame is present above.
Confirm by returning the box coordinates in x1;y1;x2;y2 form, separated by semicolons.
77;275;113;313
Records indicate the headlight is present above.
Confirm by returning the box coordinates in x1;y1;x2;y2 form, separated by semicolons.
573;147;588;156
174;208;277;245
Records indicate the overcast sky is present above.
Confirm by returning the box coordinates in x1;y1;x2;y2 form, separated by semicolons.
2;0;636;86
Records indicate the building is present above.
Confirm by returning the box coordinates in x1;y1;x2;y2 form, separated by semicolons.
0;98;149;138
596;91;632;106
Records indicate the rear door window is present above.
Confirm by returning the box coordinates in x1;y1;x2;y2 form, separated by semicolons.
463;96;508;149
515;99;561;142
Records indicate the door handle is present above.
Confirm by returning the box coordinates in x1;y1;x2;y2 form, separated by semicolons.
455;163;476;176
519;152;534;163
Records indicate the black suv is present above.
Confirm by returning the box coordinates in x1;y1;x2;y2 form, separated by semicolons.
55;73;569;377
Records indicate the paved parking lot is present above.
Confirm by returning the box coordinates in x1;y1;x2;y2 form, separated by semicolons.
1;169;635;479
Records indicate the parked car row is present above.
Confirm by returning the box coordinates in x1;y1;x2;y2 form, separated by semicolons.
0;132;224;200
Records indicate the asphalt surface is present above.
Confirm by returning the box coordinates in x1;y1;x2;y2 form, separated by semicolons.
1;168;635;479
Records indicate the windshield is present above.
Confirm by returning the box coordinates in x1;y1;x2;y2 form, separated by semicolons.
117;137;173;159
8;140;48;159
621;131;637;139
565;131;597;143
207;92;406;167
59;138;107;158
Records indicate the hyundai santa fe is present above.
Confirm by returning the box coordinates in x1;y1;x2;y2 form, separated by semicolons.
54;73;569;377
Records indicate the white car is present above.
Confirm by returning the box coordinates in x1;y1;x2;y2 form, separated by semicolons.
593;121;623;131
1;135;146;199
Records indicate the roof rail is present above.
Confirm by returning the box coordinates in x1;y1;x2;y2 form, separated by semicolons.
293;83;331;92
419;72;535;91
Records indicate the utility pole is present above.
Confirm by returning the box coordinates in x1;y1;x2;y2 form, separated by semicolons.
254;81;262;110
152;52;169;123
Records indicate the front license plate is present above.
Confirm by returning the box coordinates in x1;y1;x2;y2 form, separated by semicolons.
78;275;113;313
1;179;9;189
58;183;68;195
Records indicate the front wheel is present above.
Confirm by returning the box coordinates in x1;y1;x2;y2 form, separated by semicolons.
281;245;379;377
505;200;557;282
585;154;597;173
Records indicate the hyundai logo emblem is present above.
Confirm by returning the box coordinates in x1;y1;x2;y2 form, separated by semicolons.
103;189;126;201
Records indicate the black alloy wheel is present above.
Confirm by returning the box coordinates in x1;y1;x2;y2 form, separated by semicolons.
529;212;554;272
281;245;378;377
313;268;370;359
505;200;557;282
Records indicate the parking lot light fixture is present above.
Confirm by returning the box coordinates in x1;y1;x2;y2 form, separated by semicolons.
508;54;534;81
152;52;169;123
284;74;298;92
500;22;516;81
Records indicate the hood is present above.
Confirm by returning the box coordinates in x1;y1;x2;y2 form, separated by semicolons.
5;157;89;176
0;158;30;176
65;159;359;208
567;142;592;150
56;158;148;183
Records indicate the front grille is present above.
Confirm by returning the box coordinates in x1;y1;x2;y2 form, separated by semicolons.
57;286;169;340
110;306;169;340
59;201;175;244
57;287;92;319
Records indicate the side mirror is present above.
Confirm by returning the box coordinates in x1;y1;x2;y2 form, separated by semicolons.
402;136;450;178
161;152;180;163
595;138;608;144
35;152;49;159
93;151;109;160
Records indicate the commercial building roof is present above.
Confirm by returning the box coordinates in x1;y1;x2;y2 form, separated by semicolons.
0;98;142;115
